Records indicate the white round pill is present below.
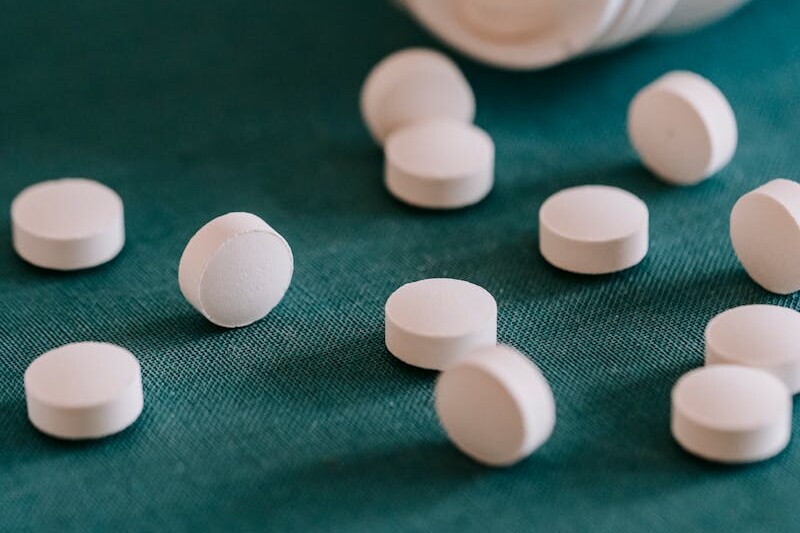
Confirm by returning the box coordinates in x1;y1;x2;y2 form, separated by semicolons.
730;179;800;295
671;365;791;464
539;185;648;274
11;178;125;270
360;48;475;145
705;305;800;393
25;342;143;440
385;278;497;370
435;344;555;467
179;212;293;328
628;71;737;185
384;119;494;209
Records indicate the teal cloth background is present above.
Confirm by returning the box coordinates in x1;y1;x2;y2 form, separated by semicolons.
1;1;799;531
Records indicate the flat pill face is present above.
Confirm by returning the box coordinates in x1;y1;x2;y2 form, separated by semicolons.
540;185;646;242
179;212;294;328
12;179;122;240
628;71;736;185
673;366;787;432
706;305;800;390
384;119;494;209
629;84;711;184
671;365;791;463
386;119;492;181
436;364;527;463
386;278;496;338
730;179;800;295
539;185;648;274
384;278;497;370
11;178;125;270
360;48;475;144
199;231;294;328
24;342;144;440
435;345;555;466
26;343;139;407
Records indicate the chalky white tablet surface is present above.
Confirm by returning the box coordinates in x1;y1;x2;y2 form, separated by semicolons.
671;365;791;464
25;342;143;440
403;0;624;69
539;185;648;274
435;345;555;467
705;305;800;393
360;48;475;145
179;212;293;328
385;278;496;370
730;179;800;295
11;178;125;270
628;71;737;185
384;119;494;209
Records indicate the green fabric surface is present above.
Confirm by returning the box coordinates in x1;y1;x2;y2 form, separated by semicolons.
1;1;799;531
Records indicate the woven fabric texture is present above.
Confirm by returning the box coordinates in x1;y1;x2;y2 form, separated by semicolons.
1;1;799;531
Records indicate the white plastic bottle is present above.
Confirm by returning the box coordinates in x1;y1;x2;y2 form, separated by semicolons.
399;0;752;69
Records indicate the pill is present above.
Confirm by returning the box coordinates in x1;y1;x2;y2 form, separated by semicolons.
539;185;648;274
628;71;737;185
730;179;800;294
385;278;496;370
11;178;125;270
384;119;494;209
671;365;790;464
179;212;293;328
360;48;475;145
435;344;555;467
24;342;143;440
705;305;800;393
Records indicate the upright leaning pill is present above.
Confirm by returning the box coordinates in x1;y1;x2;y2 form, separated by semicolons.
730;179;800;294
671;365;791;464
25;342;144;440
628;71;737;185
179;212;293;328
11;178;125;270
385;278;497;370
435;345;556;467
384;119;494;209
705;304;800;393
539;185;648;274
360;48;475;145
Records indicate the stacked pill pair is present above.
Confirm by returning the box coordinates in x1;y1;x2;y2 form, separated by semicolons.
361;48;495;209
672;305;800;463
385;278;556;467
11;179;293;439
